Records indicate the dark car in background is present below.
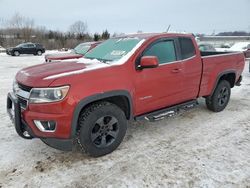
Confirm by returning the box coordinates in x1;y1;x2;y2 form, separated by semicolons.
6;43;45;56
45;41;102;62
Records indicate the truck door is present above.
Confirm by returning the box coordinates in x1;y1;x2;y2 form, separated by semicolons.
134;38;184;115
22;44;35;54
177;37;202;101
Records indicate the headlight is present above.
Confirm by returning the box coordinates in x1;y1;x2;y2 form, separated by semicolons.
29;86;70;103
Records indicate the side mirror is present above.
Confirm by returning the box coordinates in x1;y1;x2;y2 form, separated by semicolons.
139;56;159;69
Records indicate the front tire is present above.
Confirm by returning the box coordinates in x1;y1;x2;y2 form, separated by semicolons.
206;80;231;112
78;102;127;157
13;51;20;56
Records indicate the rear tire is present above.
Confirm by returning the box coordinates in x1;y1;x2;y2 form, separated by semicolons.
36;50;42;56
78;102;127;157
206;80;231;112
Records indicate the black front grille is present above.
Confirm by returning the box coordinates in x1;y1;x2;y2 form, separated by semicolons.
18;97;28;109
18;83;32;92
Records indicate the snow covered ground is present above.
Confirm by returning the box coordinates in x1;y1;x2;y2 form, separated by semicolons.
0;52;250;188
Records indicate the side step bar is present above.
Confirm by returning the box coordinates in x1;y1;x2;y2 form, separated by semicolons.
135;100;198;122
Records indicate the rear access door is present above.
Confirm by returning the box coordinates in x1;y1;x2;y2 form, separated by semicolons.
177;37;202;100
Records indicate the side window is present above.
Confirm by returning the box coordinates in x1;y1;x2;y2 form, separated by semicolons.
27;44;35;48
22;44;29;48
143;40;177;64
179;37;196;59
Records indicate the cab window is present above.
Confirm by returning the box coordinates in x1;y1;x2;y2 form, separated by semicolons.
179;37;196;59
143;40;177;64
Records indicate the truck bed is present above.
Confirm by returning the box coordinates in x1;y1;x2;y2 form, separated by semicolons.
200;51;233;57
199;51;245;97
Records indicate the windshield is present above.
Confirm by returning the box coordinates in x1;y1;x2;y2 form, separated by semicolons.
84;37;142;62
74;43;91;54
16;44;24;47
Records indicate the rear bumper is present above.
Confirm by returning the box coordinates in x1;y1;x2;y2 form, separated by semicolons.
7;92;73;151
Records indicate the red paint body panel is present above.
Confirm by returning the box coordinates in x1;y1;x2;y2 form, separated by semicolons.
199;52;245;97
14;33;245;139
16;61;85;87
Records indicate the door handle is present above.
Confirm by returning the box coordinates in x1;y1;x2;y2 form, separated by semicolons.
171;68;181;73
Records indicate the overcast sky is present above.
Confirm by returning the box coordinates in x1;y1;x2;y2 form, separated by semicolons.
0;0;249;34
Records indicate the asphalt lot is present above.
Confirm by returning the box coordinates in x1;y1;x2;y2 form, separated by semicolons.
0;53;249;188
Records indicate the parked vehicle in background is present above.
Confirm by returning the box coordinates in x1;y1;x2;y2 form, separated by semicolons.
45;41;102;62
243;45;250;59
198;43;216;52
7;33;245;157
0;45;6;53
220;43;231;48
6;43;45;56
228;42;250;58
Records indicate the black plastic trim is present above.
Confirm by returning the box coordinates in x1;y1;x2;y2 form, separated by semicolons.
41;138;73;151
235;75;242;86
70;90;133;138
210;70;236;96
7;92;34;139
135;100;198;121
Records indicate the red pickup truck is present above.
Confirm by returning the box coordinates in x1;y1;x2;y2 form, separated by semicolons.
44;41;101;62
7;33;245;157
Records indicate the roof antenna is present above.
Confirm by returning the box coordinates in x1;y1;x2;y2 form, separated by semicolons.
166;25;171;33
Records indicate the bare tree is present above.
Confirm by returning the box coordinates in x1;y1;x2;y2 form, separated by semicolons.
69;21;88;39
0;17;5;28
8;13;24;29
7;13;34;41
22;18;34;41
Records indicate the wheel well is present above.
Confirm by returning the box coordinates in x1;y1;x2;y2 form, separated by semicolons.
219;73;236;88
81;95;131;120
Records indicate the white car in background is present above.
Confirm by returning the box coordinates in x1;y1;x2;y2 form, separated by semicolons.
0;45;6;53
228;42;250;58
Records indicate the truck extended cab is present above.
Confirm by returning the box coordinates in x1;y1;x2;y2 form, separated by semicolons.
7;33;245;157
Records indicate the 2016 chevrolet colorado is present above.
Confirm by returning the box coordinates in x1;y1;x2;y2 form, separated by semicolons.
7;33;245;157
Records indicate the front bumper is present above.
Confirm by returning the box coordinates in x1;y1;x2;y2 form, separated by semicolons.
7;92;35;139
7;92;73;151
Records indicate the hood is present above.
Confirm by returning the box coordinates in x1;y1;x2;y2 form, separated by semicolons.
16;59;109;87
16;61;85;87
